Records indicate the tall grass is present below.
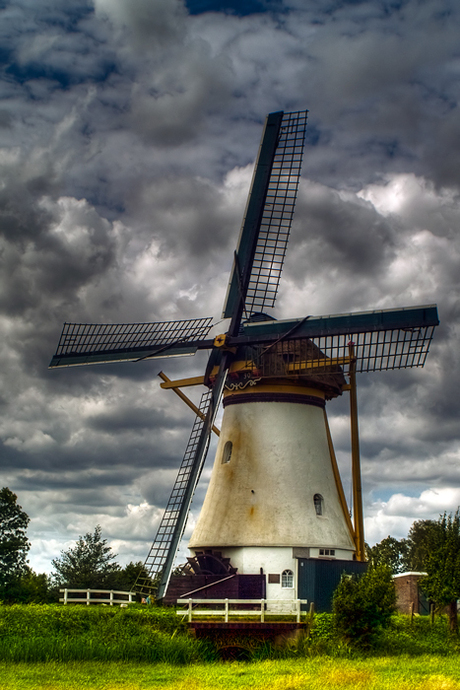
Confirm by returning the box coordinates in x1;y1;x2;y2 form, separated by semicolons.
0;604;216;663
304;612;459;657
0;604;458;663
379;614;460;656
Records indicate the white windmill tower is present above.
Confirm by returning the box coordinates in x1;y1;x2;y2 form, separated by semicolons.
50;110;439;609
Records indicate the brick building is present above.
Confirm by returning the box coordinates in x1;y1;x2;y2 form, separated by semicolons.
393;572;429;614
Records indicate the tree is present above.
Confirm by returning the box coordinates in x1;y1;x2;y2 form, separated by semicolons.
406;519;439;571
0;487;30;597
419;511;460;633
366;536;410;574
51;525;121;589
332;563;396;648
366;520;442;575
116;561;151;591
105;561;154;594
5;567;52;604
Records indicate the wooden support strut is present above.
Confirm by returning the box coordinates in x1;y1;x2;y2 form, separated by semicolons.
158;372;220;437
347;343;365;562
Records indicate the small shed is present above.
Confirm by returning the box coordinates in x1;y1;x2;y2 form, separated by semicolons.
393;572;429;614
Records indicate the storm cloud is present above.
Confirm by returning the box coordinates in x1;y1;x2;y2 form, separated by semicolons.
1;0;459;571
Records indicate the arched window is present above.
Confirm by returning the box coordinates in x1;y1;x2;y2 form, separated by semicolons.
314;493;323;516
281;569;294;588
221;441;232;464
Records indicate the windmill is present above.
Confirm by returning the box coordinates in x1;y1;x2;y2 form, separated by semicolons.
50;110;439;606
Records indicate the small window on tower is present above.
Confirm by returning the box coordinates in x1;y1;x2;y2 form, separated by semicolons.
319;548;336;557
222;441;233;464
281;569;294;588
314;493;323;515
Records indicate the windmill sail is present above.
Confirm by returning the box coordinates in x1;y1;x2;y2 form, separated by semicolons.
49;317;214;368
223;110;308;326
135;365;228;600
134;388;213;598
239;305;439;376
245;110;309;315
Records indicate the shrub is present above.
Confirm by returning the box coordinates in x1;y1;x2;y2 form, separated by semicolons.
332;563;396;649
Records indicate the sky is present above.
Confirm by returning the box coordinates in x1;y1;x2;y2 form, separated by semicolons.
1;0;459;575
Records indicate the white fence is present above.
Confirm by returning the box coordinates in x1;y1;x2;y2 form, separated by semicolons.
60;588;135;606
176;598;308;623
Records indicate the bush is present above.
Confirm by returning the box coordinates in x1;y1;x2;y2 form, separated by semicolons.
332;563;396;649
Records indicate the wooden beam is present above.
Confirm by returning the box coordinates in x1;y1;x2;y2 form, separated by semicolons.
158;372;220;437
285;355;352;373
348;344;365;562
160;375;205;389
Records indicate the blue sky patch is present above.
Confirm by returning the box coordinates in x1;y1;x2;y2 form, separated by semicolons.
185;0;284;15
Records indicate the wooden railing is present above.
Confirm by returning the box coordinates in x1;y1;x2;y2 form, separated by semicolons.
176;598;308;623
60;588;135;606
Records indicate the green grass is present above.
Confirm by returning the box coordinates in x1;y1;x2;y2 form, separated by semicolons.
0;604;215;663
306;612;458;656
379;614;459;656
1;605;458;663
1;657;460;689
1;605;460;688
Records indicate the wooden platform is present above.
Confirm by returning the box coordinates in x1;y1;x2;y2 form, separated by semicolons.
190;621;305;631
189;620;307;645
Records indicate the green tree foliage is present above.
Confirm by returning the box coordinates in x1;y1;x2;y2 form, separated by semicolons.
406;519;439;571
109;561;153;593
332;563;396;648
366;519;442;575
0;487;31;598
52;525;121;589
5;567;52;604
420;511;460;633
366;535;410;574
118;561;144;587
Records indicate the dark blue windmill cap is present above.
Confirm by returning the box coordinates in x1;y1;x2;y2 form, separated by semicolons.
239;311;276;334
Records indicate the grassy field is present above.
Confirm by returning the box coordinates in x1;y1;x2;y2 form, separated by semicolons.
0;604;456;661
1;656;460;690
1;605;459;688
0;604;213;663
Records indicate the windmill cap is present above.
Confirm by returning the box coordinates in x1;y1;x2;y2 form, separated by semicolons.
239;312;276;334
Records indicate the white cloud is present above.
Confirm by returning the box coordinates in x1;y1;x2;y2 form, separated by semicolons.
366;487;460;545
1;0;459;575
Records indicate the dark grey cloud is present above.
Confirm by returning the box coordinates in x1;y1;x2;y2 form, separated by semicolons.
0;0;459;570
291;181;397;279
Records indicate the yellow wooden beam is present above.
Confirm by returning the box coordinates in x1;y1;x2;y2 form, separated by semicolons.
348;344;365;562
160;375;205;389
285;355;353;373
158;372;220;437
